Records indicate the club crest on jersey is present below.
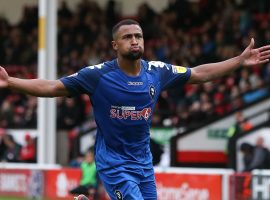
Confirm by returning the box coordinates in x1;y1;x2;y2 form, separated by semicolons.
114;190;123;200
149;85;155;100
172;65;187;74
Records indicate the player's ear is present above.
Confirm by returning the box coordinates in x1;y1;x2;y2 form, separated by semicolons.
112;41;118;50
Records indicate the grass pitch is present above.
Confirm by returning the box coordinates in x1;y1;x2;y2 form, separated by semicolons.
1;197;56;200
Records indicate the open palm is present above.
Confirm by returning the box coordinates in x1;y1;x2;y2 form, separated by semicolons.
241;38;270;66
0;66;9;88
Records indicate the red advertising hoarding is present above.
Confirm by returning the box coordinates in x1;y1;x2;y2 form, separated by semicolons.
155;173;222;200
229;173;251;200
0;169;43;198
44;168;81;199
0;168;224;200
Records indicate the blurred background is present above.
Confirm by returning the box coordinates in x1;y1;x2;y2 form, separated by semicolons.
0;0;270;199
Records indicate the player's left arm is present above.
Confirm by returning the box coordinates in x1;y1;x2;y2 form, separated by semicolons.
188;38;270;84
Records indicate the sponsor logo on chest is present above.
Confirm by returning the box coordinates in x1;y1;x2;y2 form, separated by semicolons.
110;106;151;121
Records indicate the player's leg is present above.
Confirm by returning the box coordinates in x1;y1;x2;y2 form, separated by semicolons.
102;180;144;200
74;194;89;200
139;173;157;200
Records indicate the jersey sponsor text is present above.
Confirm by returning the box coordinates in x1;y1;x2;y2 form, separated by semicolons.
110;106;151;121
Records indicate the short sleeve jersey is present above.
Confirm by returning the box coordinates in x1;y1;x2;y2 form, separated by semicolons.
60;59;191;183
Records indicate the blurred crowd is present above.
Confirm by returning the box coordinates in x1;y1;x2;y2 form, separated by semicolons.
0;128;36;163
1;0;270;132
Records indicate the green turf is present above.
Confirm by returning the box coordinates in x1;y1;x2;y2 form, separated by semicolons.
0;197;54;200
1;198;28;200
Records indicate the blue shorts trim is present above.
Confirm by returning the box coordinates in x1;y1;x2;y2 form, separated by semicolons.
102;174;157;200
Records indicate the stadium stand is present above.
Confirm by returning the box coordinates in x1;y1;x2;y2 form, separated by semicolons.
0;0;270;166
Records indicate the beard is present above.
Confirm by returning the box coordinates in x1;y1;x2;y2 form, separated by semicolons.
122;48;143;60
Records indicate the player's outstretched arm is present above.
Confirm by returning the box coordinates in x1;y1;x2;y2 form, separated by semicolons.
188;38;270;84
0;66;69;97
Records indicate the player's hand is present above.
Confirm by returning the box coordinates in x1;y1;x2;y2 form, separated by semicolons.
240;38;270;66
0;66;9;88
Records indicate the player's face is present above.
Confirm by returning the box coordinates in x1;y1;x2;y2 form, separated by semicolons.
112;24;144;60
85;152;94;163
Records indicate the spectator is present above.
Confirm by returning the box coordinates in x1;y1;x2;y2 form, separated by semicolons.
69;153;84;168
70;150;97;199
24;96;37;128
105;0;119;30
227;111;253;169
57;97;85;129
19;133;36;163
239;142;254;171
0;98;13;127
1;134;21;162
0;128;7;159
150;138;164;166
240;137;270;172
230;85;243;110
227;111;253;138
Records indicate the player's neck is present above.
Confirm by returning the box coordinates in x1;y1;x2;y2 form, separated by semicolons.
117;58;141;76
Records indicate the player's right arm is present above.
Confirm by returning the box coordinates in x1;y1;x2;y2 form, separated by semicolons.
0;66;69;97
